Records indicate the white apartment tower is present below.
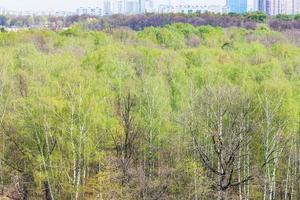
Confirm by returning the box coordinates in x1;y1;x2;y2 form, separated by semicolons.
275;0;300;14
103;0;112;15
290;0;300;14
259;0;300;15
102;0;146;15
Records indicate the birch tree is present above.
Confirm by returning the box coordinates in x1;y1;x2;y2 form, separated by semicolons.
258;83;291;200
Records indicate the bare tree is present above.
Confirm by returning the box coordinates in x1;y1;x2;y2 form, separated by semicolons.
189;85;254;200
0;80;7;195
0;76;9;196
113;91;139;185
259;90;287;200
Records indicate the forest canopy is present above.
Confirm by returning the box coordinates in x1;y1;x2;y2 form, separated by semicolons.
0;23;299;200
2;12;300;31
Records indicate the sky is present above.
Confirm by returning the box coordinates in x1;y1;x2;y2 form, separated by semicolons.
0;0;227;11
0;0;102;11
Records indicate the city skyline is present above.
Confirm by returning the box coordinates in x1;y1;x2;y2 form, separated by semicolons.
258;0;300;15
1;0;300;16
0;0;226;11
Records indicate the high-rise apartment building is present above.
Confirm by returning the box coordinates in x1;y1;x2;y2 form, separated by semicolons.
227;0;248;13
258;0;300;15
252;0;259;11
258;0;264;12
126;1;140;14
0;7;6;15
226;0;261;13
145;0;154;13
139;0;146;13
115;0;124;13
295;0;300;13
102;0;146;15
258;0;276;15
286;0;300;14
77;7;102;16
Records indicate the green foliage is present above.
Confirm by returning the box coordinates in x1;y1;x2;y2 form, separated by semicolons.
60;24;84;37
295;14;300;20
165;23;198;36
138;26;185;49
246;12;267;23
276;14;293;21
0;23;299;200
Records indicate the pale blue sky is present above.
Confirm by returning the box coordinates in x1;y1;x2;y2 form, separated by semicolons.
0;0;226;11
0;0;102;11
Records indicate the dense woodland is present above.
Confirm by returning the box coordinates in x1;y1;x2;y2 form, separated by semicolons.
1;12;300;31
0;22;300;200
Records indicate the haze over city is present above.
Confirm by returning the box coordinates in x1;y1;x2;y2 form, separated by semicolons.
1;0;226;11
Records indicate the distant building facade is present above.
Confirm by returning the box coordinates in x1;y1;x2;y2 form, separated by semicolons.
102;0;146;15
0;7;74;17
227;0;248;13
100;0;228;15
226;0;261;13
126;1;140;14
283;0;300;14
225;0;300;15
158;4;228;14
76;7;102;16
0;7;6;15
3;0;300;17
103;0;113;15
258;0;300;15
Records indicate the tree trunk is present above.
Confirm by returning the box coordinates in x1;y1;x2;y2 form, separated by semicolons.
238;152;242;200
44;181;54;200
0;93;7;195
284;153;291;200
193;137;198;200
246;144;250;200
238;132;243;200
218;188;228;200
0;133;4;195
20;174;30;200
